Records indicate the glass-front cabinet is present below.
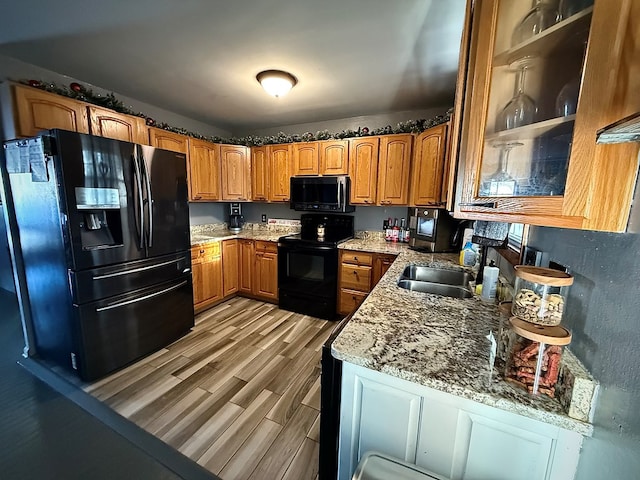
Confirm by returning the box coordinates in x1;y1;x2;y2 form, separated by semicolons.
455;0;640;232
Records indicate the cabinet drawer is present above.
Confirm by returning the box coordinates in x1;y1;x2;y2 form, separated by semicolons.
340;264;372;292
339;289;368;315
341;251;373;266
191;242;221;264
255;240;278;254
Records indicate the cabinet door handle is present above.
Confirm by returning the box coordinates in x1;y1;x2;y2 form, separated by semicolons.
459;202;498;208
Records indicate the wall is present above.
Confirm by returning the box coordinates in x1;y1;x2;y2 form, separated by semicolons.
527;227;640;479
235;107;449;137
188;203;226;226
0;54;231;140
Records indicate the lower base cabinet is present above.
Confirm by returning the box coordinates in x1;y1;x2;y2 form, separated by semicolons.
191;242;223;312
239;239;278;303
338;250;397;316
254;241;278;301
222;239;239;297
338;362;583;480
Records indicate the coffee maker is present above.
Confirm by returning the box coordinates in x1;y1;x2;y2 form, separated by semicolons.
228;203;245;233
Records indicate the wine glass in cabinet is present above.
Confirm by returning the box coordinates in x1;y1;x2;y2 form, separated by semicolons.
453;0;618;229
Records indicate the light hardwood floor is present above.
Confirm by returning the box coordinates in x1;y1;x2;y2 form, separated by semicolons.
84;297;335;480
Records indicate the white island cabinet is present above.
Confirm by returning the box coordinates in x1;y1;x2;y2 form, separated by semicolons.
338;362;583;480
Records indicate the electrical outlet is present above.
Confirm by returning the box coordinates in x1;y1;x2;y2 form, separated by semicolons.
261;214;267;223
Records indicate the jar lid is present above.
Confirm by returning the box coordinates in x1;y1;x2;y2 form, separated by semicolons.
509;317;572;345
514;265;574;286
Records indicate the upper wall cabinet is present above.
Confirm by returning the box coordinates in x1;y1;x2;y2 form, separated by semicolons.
410;124;449;207
88;106;148;145
13;84;89;137
148;127;189;154
251;146;269;201
269;144;293;202
220;144;251;201
349;137;380;205
293;141;320;175
188;138;220;201
377;134;413;206
320;140;349;175
454;0;640;232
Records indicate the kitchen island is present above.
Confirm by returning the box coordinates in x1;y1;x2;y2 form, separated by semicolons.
332;238;595;480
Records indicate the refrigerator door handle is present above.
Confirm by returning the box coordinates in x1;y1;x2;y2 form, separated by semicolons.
92;258;183;280
96;280;188;312
132;148;145;249
140;148;154;248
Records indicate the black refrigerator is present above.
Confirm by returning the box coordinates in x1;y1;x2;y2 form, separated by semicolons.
2;129;194;381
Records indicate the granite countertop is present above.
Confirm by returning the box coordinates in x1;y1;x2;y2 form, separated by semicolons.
339;237;409;255
190;229;294;246
331;244;593;436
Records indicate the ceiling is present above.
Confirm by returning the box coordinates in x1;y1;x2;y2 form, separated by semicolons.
0;0;466;132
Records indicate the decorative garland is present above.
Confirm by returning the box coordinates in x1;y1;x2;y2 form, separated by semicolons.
18;79;452;146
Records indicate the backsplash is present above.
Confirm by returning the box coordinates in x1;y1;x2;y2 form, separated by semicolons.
190;222;300;237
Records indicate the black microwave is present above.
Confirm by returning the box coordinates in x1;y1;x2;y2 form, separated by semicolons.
290;176;355;213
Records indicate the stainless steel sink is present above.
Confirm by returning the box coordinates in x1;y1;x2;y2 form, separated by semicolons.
397;265;474;299
397;279;474;299
401;265;473;287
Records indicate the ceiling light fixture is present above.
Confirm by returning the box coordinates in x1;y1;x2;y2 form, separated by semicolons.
256;70;297;98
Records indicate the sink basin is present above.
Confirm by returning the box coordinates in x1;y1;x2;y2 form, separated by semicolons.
397;279;474;299
401;266;473;287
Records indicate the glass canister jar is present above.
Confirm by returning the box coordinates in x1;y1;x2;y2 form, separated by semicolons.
512;266;573;326
505;317;571;397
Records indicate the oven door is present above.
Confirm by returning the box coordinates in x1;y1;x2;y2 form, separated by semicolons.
278;242;338;319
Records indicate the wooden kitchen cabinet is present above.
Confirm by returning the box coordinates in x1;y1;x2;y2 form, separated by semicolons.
251;146;269;201
237;239;278;302
221;144;251;201
454;0;640;232
188;138;220;201
338;250;396;316
12;84;89;137
348;137;380;205
269;144;293;202
293;141;320;175
191;242;223;313
149;127;189;154
372;253;396;286
238;239;255;295
338;362;583;480
320;140;349;175
410;124;449;206
377;134;412;206
254;241;278;301
88;106;148;144
222;239;239;297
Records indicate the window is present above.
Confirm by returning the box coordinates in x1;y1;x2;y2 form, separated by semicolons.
507;223;524;251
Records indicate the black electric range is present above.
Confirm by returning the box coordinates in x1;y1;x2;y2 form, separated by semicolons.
277;214;354;320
